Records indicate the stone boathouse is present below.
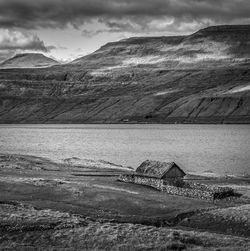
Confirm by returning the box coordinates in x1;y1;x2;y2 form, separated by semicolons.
118;160;234;201
118;160;186;190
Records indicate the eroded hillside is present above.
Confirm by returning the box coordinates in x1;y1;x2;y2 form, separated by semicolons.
0;25;250;123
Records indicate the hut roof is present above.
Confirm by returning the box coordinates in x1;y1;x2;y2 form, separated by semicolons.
136;160;186;179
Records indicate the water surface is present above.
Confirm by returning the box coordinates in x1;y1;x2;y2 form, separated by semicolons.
0;124;249;176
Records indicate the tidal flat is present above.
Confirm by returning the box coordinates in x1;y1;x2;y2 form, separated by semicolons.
0;153;250;250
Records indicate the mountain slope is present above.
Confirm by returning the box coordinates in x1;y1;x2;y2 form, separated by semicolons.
0;25;250;124
71;25;250;69
0;53;59;69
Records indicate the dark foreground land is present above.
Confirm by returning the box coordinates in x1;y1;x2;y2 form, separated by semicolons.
0;153;250;250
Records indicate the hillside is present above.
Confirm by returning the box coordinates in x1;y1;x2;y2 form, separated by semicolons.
0;25;250;123
0;53;59;69
71;25;250;68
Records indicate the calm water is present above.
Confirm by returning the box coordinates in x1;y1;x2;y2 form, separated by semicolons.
0;124;249;176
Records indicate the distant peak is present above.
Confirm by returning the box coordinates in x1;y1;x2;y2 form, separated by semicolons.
0;53;59;69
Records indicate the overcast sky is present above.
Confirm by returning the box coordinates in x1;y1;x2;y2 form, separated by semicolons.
0;0;250;62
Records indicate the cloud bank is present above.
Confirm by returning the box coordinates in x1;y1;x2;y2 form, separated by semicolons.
0;0;249;33
0;29;54;62
0;0;249;61
0;29;48;51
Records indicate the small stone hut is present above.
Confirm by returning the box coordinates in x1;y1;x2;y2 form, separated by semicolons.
137;160;186;181
119;160;235;201
118;160;186;190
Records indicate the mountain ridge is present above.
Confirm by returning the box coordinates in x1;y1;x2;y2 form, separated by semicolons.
0;25;249;124
71;24;250;67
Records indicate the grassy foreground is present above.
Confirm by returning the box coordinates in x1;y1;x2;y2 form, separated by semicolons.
0;153;249;250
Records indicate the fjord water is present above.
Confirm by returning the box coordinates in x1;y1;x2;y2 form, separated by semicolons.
0;124;249;176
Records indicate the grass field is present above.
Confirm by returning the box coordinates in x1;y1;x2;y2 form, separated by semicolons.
0;153;250;250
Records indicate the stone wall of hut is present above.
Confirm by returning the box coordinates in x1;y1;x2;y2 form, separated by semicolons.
161;184;214;201
134;176;163;190
118;174;163;190
118;174;234;201
185;182;234;200
187;182;233;193
118;174;135;183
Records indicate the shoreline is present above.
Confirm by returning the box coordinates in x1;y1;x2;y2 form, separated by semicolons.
1;151;249;179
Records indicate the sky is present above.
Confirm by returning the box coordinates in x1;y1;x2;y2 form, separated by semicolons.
0;0;250;63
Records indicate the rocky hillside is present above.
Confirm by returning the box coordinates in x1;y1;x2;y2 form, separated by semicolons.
0;53;59;69
0;25;250;123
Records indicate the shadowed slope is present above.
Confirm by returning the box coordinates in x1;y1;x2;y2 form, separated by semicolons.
0;25;250;123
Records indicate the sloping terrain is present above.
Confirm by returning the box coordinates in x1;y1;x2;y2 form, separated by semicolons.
0;25;250;123
1;203;250;251
0;153;250;250
0;53;59;69
72;25;250;68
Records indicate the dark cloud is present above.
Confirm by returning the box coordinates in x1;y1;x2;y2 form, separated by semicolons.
0;29;56;62
0;0;249;32
0;29;50;51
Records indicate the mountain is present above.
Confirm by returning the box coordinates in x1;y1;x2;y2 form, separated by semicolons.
0;25;250;124
71;25;250;68
0;53;59;69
